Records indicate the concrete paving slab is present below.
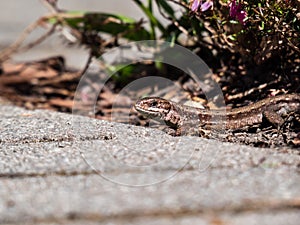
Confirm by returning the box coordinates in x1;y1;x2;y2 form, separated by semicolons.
0;170;299;224
0;169;299;222
0;104;299;224
2;210;300;225
2;1;299;223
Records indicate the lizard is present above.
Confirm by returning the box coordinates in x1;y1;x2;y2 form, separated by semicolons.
134;94;300;136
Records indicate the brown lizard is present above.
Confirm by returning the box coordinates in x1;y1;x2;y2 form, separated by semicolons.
134;94;300;134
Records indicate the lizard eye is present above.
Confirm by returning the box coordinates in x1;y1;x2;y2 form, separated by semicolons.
149;101;158;107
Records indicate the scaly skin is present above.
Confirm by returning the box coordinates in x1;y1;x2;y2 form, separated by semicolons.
134;94;300;131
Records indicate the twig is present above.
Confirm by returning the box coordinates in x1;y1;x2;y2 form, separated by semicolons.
20;25;57;53
40;0;58;13
167;0;189;9
0;0;60;62
77;50;93;77
0;19;46;62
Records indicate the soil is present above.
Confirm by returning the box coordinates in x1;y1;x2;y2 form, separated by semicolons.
0;55;299;148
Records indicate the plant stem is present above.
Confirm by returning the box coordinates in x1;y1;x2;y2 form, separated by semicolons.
132;0;165;39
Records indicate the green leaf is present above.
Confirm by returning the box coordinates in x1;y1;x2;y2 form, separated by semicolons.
229;20;239;25
133;0;166;36
45;11;151;41
45;11;85;25
108;64;136;83
228;34;237;41
155;0;175;19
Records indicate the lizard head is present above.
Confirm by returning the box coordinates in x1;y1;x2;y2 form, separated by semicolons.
134;97;181;128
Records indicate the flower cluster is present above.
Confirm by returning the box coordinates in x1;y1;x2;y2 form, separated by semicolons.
190;0;213;13
190;0;247;26
229;0;247;25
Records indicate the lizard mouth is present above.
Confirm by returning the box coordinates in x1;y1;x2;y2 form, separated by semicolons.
134;98;170;120
134;103;165;119
134;97;182;129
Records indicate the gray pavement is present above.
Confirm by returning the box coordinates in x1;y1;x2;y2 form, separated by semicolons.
0;103;299;224
1;1;300;224
0;0;146;68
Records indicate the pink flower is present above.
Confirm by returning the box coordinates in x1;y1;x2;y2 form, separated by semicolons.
191;0;201;12
190;0;213;12
229;0;247;25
